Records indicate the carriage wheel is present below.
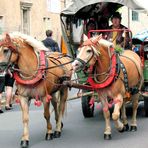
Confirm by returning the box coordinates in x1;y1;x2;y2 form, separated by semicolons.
144;97;148;117
81;91;94;118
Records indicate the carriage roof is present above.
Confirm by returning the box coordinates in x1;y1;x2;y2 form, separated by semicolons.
60;0;148;17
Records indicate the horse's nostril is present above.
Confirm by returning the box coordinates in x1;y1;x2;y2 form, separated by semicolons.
75;63;79;66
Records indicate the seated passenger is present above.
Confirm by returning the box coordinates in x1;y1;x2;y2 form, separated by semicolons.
86;19;97;37
107;12;131;49
98;17;109;39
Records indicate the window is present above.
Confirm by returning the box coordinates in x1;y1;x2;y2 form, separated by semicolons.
20;1;32;34
0;16;4;34
132;11;139;21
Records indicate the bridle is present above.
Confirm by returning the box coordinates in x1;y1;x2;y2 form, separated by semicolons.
75;38;99;70
0;33;18;72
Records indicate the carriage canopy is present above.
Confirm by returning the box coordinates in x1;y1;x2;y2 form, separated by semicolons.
60;0;148;57
61;0;148;16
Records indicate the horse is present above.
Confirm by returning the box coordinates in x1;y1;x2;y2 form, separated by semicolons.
0;32;73;148
72;34;143;139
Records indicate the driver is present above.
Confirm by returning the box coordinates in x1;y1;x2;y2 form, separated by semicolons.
107;12;131;49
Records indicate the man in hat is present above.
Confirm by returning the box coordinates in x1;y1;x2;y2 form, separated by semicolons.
107;12;131;49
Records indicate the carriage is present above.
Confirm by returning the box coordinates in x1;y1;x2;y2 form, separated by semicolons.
60;0;148;117
132;29;148;116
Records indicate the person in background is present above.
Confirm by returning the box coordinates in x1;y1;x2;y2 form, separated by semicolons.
42;30;60;52
0;72;15;113
107;12;131;49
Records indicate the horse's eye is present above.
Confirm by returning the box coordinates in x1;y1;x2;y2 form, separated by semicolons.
87;49;92;53
3;49;9;54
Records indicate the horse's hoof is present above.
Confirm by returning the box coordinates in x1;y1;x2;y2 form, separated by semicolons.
118;127;125;133
104;134;112;140
20;140;29;148
130;126;137;132
45;133;54;140
124;123;129;131
54;131;61;138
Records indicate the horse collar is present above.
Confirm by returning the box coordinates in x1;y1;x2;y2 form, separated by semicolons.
87;47;117;89
13;51;47;86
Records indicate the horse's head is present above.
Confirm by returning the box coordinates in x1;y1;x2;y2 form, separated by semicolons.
72;35;102;71
0;33;18;71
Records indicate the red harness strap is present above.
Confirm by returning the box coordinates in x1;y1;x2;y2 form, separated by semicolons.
87;47;116;89
13;50;46;85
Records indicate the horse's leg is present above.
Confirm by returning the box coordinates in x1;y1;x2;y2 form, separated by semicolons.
19;95;30;148
51;92;59;124
130;93;139;131
43;97;54;140
100;97;111;140
112;94;124;132
121;101;129;131
54;88;68;138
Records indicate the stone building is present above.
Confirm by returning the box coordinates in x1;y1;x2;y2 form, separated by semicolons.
0;0;65;43
119;6;148;35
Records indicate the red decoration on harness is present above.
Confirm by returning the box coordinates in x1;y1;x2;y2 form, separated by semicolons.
13;51;46;85
34;95;42;107
46;94;52;103
89;97;95;108
34;100;42;107
15;98;20;104
87;47;116;89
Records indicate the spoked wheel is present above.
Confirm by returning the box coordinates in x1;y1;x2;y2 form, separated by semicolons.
81;90;94;118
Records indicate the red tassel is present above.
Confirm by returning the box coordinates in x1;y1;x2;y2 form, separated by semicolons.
15;98;20;104
89;97;95;108
34;100;42;107
46;95;52;103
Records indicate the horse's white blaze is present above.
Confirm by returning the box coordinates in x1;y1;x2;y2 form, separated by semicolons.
77;46;93;63
72;60;80;71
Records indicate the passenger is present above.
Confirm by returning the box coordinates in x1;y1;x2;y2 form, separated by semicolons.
42;29;60;52
98;17;109;39
107;12;131;49
86;19;97;37
98;17;109;30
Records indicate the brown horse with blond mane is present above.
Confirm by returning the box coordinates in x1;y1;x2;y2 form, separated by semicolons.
0;32;72;148
72;34;143;139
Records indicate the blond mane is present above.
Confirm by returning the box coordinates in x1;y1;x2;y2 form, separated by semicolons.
90;36;113;56
9;32;49;52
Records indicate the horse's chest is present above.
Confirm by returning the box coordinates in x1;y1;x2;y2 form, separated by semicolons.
17;84;46;97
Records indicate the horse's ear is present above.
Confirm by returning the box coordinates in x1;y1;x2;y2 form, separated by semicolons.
93;34;102;44
83;34;88;42
97;34;102;40
5;33;11;43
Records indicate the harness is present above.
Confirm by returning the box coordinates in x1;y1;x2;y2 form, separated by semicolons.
76;37;132;91
13;50;48;86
